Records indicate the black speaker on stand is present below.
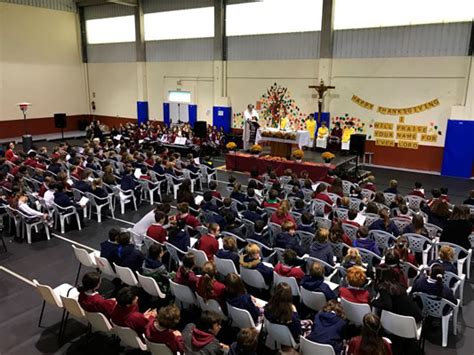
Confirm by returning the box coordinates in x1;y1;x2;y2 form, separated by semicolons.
194;121;207;139
349;134;366;180
54;113;67;141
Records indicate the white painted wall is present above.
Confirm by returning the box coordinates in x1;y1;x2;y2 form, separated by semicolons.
0;3;88;120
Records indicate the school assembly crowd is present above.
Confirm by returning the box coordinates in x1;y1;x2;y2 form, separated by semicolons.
1;126;473;355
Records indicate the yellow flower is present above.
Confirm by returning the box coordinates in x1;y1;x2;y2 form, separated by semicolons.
250;144;263;153
292;149;304;159
226;142;237;150
321;151;335;160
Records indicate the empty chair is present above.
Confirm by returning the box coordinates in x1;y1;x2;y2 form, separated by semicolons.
214;256;238;277
94;255;117;279
137;273;166;299
299;336;336;355
227;303;258;329
145;338;174;355
59;295;87;339
300;287;327;312
87;193;114;223
165;242;187;270
335;208;348;220
425;222;443;239
117;187;138;214
112;321;148;351
380;310;422;342
342;180;355;196
413;292;458;347
33;279;78;332
169;279;196;308
72;245;98;284
113;263;139;287
340;297;371;326
443;271;465;306
85;310;113;334
165;174;183;200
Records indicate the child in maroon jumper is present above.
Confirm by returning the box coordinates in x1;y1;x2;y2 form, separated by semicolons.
78;272;117;318
198;223;220;260
146;211;167;243
145;304;184;355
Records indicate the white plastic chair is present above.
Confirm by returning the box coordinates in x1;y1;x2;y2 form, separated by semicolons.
413;292;459;347
199;165;217;186
384;193;396;206
113;263;139;287
165;174;183;200
117;188;138;214
111;321;147;351
380;310;422;340
264;317;298;349
341;222;358;242
59;295;86;339
187;247;209;269
436;241;472;278
425;223;443;240
361;188;375;201
273;272;301;297
357;247;383;266
340;297;371;326
139;179;163;205
16;209;51;244
300;287;327;312
33;279;78;332
299;336;335;355
443;271;465;306
404;233;434;266
164;242;187;270
406;195;425;211
391;217;411;232
169;279;196;308
363;213;380;227
342;180;355;196
369;230;396;252
94;255;117;279
145;338;174;355
227;303;258;329
53;202;81;234
87;193;114;223
297;230;314;254
137;273;166;299
85;310;113;334
313;199;333;217
215;256;238;277
72;245;98;284
314;217;332;230
240;266;271;290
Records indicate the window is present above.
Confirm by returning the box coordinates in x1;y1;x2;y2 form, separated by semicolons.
86;16;135;44
144;7;214;41
334;0;474;30
168;91;192;103
226;0;323;37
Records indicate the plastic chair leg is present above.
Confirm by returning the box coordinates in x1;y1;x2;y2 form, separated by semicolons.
76;214;82;231
60;217;66;234
26;225;32;244
441;314;450;347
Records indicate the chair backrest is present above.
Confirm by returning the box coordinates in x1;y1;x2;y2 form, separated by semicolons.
214;256;238;277
242;218;255;237
268;222;282;237
436;241;468;262
85;311;113;333
187;247;209;268
406;195;425;211
264;317;298;348
94;255;117;278
391;217;411;232
357;247;382;266
60;295;86;319
297;230;314;253
240;266;269;290
404;233;432;253
380;310;419;339
329;242;350;260
169;279;196;306
342;180;354;196
164;242;186;265
227;303;256;328
412;292;457;318
273;272;300;297
33;279;63;307
111;321;147;351
369;230;396;250
349;197;363;211
72;245;96;268
363;213;380;227
340;297;371;325
313;199;332;216
144;338;174;355
361;188;375;201
273;247;286;263
113;263;139;286
424;223;443;239
341;223;358;242
399;261;421;286
300;287;327;312
384;193;396;205
299;336;336;355
136;273;166;299
314;217;332;230
195;294;226;319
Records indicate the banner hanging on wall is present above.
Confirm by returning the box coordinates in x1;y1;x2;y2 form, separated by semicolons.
351;94;440;116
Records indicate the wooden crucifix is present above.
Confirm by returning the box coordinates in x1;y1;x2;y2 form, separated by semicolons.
309;79;335;149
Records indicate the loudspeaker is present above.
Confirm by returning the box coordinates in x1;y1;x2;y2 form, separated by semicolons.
54;113;67;129
349;134;366;158
194;121;207;139
22;134;33;153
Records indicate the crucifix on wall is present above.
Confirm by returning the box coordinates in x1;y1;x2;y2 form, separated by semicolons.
309;79;335;148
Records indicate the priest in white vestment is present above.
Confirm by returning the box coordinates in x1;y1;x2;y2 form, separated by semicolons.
243;104;260;150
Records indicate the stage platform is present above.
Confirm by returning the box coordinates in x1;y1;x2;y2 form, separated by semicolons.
0;130;86;145
225;149;370;182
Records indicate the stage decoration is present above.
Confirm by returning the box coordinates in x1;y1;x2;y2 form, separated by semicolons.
377;98;440;115
261;130;296;140
292;149;304;160
250;144;263;154
232;83;308;130
375;139;395;147
226;142;237;151
351;95;374;111
261;155;288;162
321;151;335;163
332;114;365;133
398;140;419;149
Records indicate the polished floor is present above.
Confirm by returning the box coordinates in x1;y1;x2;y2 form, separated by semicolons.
0;152;473;354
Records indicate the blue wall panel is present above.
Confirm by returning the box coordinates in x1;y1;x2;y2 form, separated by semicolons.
188;104;197;128
163;103;170;126
441;119;474;178
213;106;232;133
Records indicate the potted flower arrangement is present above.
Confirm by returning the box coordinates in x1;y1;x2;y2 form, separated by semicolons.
321;151;335;164
292;149;304;162
250;144;263;155
226;142;237;151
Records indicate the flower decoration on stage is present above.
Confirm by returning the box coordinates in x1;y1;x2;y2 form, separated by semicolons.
321;151;335;163
292;149;304;160
250;144;263;154
332;114;365;133
226;142;237;151
261;155;288;162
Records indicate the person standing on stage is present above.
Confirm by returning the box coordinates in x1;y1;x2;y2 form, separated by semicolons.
341;121;355;151
243;104;260;151
305;114;316;145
